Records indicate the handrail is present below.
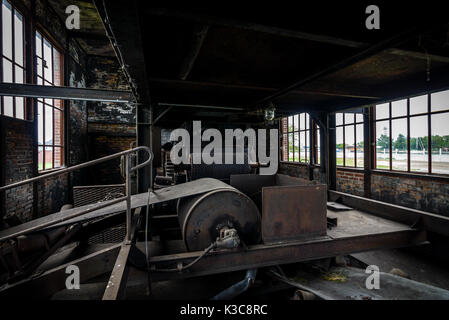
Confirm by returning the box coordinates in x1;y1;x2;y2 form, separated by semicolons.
0;146;152;192
0;146;153;243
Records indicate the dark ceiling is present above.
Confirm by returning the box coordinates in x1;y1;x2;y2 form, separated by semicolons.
50;2;449;125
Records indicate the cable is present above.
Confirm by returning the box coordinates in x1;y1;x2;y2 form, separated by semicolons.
152;242;216;273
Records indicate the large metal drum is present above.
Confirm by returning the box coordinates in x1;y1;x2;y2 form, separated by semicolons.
177;186;261;251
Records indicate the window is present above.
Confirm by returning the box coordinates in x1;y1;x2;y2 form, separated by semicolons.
315;124;321;165
36;31;64;171
281;113;311;163
336;112;364;168
374;89;449;175
1;0;26;119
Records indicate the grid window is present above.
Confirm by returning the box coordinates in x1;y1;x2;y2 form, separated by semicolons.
374;89;449;175
36;31;64;171
281;113;311;164
1;0;26;119
336;113;364;168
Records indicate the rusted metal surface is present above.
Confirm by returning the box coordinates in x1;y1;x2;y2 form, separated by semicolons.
262;185;328;244
328;190;449;237
178;188;261;251
149;230;427;282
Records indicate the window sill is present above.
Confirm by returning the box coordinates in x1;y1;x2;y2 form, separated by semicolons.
38;166;67;175
370;169;449;182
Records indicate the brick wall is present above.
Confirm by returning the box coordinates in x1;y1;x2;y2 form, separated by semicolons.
1;118;34;222
371;173;449;217
279;163;310;180
336;169;364;197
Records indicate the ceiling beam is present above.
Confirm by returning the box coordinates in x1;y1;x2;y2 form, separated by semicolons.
148;77;380;100
178;25;210;80
146;8;364;48
250;27;423;108
0;83;133;102
146;9;449;64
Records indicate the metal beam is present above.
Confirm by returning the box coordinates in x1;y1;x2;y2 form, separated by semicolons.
328;191;449;237
0;83;133;102
149;77;380;100
149;230;426;282
0;243;121;298
158;102;244;111
178;25;209;80
251;27;421;107
146;9;449;63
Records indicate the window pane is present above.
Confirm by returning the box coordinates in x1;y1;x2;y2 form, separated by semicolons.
288;116;293;132
376;121;390;169
45;105;53;145
299;113;304;130
431;113;449;175
410;95;428;115
44;147;53;170
43;39;52;82
392;118;408;171
2;0;12;59
293;115;299;131
431;90;449;113
3;58;13;82
36;32;42;57
36;57;43;78
356;113;363;123
3;96;13;117
391;99;407;118
336;127;344;166
305;114;310;130
38;146;44;171
300;131;306;162
316;127;321;165
376;103;389;120
356;124;364;168
336;113;343;126
54;147;63;168
54;109;63;145
14;10;23;66
345;125;355;167
15;97;24;119
38;101;43;144
410;116;428;173
288;133;293;161
293;132;299;162
345;113;354;125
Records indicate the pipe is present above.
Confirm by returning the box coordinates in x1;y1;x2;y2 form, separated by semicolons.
211;269;257;300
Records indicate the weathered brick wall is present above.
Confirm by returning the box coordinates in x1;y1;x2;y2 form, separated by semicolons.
1;118;34;222
336;170;364;197
86;56;135;186
88;129;135;185
371;174;449;216
279;163;310;180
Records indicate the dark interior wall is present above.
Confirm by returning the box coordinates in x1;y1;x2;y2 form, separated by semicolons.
86;56;135;185
1;0;88;222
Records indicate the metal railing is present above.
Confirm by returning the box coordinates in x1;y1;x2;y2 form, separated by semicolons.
0;146;153;243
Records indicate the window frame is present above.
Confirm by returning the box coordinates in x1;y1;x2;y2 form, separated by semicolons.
335;112;364;168
373;90;449;176
0;0;26;119
35;29;65;172
281;113;319;165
